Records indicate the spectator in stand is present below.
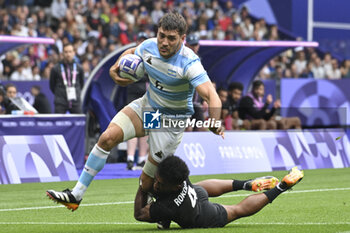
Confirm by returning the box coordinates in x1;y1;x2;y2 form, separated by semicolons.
1;1;343;86
222;82;251;130
267;24;279;41
290;63;299;78
2;52;16;79
322;52;333;75
283;68;292;78
240;17;254;40
257;18;268;39
49;43;84;114
223;0;236;17
239;81;276;130
0;13;13;35
240;6;249;21
258;65;271;80
341;60;350;78
4;83;19;114
217;87;228;104
6;83;17;99
272;65;284;80
31;85;51;113
50;0;68;31
21;56;34;80
10;62;26;81
0;89;6;114
42;62;54;80
32;65;41;81
312;57;326;79
293;49;307;77
326;59;341;80
151;1;164;25
239;80;301;130
186;33;200;54
300;62;314;78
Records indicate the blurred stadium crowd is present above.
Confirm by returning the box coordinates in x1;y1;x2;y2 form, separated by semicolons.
0;0;349;131
1;0;350;82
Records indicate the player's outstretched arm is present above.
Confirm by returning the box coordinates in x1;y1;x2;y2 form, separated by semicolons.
109;47;136;87
196;81;225;138
134;186;154;222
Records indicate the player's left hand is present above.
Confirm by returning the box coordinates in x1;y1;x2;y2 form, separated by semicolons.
209;126;225;139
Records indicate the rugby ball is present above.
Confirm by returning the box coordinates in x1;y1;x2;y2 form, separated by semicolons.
118;54;145;82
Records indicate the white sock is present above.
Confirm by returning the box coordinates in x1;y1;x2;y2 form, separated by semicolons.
72;182;87;201
138;155;147;163
71;144;110;201
127;155;134;161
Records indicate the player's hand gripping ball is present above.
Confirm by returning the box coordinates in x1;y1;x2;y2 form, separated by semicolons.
118;54;145;82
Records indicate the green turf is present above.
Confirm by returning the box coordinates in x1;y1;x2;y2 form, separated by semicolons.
1;168;350;233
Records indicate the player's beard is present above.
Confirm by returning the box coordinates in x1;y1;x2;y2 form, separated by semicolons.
159;41;181;59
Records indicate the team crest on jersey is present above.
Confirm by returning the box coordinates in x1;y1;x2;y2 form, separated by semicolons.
167;69;177;78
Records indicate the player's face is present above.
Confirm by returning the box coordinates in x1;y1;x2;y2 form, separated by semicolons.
254;85;264;98
157;27;185;59
63;45;75;63
232;89;242;102
218;90;228;103
153;173;178;194
6;86;17;98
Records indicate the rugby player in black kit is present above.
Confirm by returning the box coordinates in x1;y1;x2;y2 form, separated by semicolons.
134;156;303;229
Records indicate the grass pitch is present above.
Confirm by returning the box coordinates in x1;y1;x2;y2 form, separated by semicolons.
1;168;349;233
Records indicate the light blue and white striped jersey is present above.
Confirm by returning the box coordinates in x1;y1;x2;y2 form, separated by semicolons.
135;38;210;116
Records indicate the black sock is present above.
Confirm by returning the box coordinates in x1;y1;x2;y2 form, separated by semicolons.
232;179;251;191
263;183;288;203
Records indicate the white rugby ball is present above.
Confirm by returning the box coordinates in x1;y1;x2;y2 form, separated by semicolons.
118;54;145;82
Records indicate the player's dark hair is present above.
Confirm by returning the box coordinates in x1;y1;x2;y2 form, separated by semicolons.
158;11;187;36
63;43;74;49
228;82;243;92
31;85;41;91
216;86;227;93
157;156;189;185
5;83;17;92
252;80;264;90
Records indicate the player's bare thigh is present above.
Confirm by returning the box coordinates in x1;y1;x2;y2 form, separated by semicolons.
97;106;145;151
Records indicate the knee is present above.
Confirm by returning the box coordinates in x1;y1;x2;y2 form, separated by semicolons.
266;120;277;130
256;119;266;130
98;129;122;151
243;120;251;130
277;119;287;130
226;205;242;222
292;117;302;129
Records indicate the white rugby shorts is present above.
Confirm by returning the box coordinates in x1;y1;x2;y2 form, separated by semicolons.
128;94;186;164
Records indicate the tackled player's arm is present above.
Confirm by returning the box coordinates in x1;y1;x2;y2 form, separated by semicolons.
109;47;137;87
134;186;155;223
196;81;225;138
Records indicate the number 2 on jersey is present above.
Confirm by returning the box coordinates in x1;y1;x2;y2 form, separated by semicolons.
188;186;197;208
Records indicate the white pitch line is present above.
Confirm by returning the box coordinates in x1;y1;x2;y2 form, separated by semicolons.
0;222;349;225
0;187;349;212
0;222;146;225
235;222;350;225
217;187;350;199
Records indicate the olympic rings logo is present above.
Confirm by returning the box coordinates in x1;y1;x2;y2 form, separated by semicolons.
183;143;206;168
